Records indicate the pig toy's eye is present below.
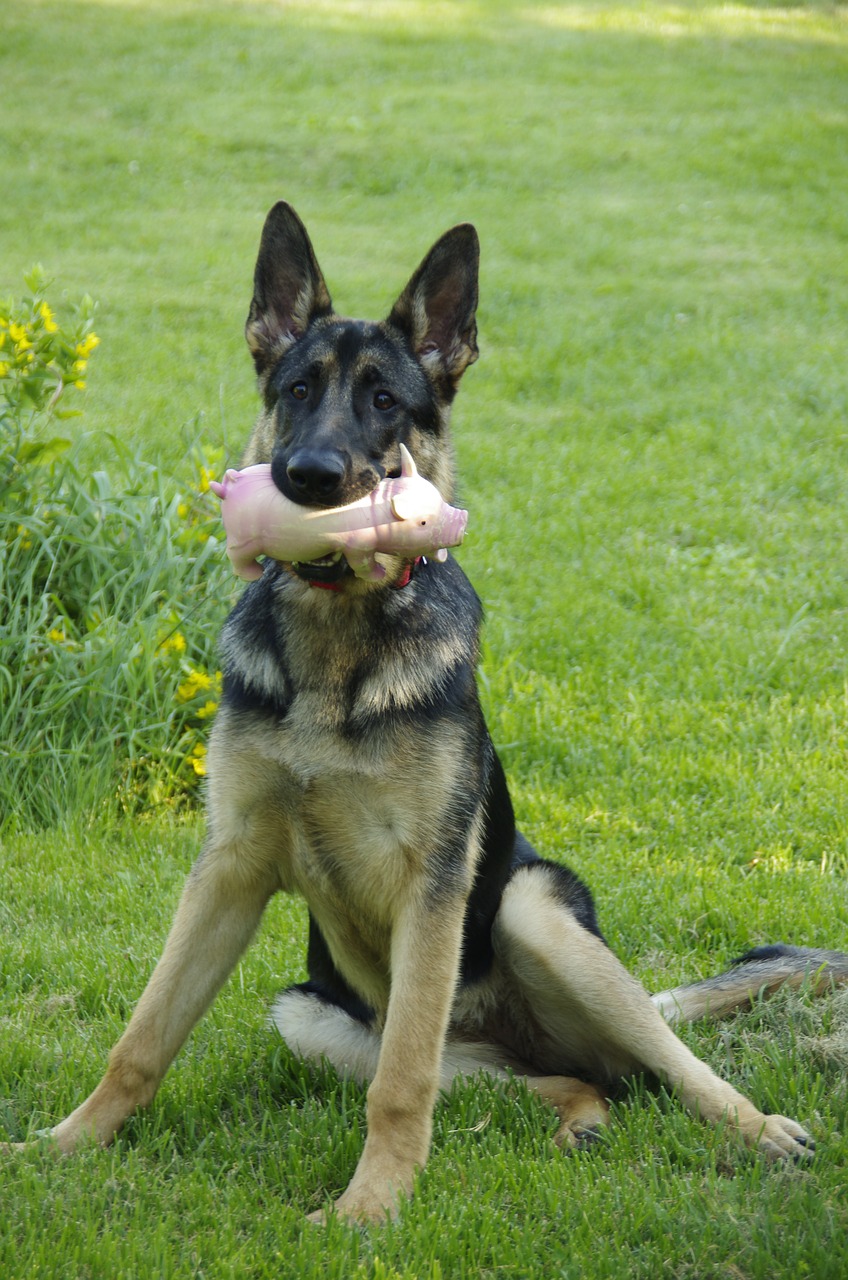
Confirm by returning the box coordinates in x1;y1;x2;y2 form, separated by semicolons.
290;381;308;401
373;391;395;411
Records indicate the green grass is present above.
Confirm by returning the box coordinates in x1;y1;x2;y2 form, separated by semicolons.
0;424;232;825
2;0;848;1275
3;820;848;1278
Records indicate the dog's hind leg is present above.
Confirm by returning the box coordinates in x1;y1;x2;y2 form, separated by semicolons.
492;862;815;1161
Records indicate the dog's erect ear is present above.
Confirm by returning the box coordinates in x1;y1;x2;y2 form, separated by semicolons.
387;224;480;389
245;202;333;375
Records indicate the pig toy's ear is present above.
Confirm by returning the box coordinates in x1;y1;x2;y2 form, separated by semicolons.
245;202;334;377
398;443;418;480
390;445;429;522
208;468;242;500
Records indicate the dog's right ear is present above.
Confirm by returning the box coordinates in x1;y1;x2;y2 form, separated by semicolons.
245;202;333;376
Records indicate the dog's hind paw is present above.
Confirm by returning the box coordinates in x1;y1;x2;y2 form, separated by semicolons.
553;1120;607;1151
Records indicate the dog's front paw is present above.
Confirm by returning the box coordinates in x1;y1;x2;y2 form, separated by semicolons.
308;1162;414;1227
307;1185;400;1228
754;1114;815;1162
2;1129;61;1155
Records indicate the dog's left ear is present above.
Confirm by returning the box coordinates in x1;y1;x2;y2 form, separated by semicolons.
387;224;480;391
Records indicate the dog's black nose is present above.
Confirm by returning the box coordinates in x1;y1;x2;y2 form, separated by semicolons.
273;449;347;505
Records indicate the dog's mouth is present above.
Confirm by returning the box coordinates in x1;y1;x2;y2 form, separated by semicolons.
290;551;352;585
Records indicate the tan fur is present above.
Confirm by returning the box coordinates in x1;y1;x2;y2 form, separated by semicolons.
321;884;472;1223
526;1077;611;1149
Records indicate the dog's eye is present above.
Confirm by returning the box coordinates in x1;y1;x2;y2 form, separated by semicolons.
373;391;395;411
290;381;309;401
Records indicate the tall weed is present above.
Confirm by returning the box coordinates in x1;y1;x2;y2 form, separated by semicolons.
0;271;234;829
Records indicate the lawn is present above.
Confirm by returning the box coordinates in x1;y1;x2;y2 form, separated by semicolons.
2;0;848;1276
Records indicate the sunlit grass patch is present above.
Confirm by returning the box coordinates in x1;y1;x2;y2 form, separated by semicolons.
528;2;848;44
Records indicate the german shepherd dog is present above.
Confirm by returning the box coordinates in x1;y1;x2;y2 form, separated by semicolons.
15;203;848;1223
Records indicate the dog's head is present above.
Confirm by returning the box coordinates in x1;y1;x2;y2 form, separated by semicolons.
242;202;479;512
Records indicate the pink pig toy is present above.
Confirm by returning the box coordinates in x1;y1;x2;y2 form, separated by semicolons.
209;444;468;582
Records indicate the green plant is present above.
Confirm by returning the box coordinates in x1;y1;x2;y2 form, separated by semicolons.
0;272;233;828
0;265;97;424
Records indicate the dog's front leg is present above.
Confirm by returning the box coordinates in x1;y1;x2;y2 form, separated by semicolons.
34;841;278;1154
320;891;467;1226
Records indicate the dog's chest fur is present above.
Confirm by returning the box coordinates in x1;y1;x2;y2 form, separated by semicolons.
207;561;482;1010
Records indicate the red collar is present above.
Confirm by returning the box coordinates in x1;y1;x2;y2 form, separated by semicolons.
392;558;420;590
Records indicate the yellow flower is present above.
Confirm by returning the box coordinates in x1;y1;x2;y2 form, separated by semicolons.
76;333;100;358
39;302;58;333
190;742;207;776
177;502;189;519
73;379;86;390
0;362;9;378
195;700;218;720
198;466;212;495
48;626;66;643
16;524;33;550
177;669;213;701
9;320;32;354
158;631;187;655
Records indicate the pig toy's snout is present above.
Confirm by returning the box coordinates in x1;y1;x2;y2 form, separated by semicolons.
435;506;468;548
451;508;469;543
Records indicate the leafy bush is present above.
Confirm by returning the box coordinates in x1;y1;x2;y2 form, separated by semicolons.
0;270;235;829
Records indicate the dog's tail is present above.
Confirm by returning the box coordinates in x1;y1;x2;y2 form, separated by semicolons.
651;943;848;1027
